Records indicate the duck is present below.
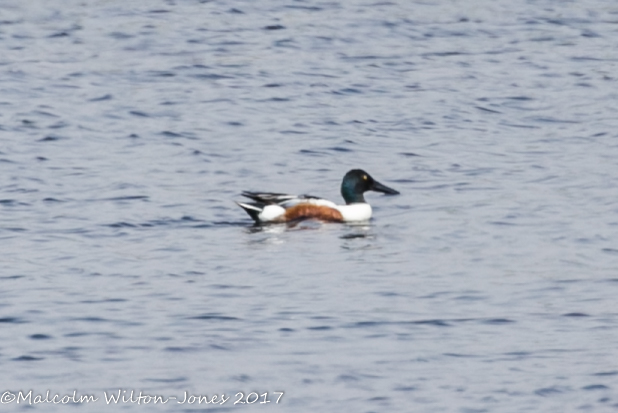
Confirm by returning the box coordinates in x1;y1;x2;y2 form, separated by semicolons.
236;169;399;223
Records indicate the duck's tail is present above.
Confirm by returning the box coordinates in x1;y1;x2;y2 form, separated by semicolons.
235;202;263;222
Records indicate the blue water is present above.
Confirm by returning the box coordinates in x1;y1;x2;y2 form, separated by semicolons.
1;0;618;411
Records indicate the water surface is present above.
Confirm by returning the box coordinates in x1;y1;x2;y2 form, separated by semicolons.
1;0;618;411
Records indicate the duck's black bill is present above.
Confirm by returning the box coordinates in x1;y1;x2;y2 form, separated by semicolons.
371;180;400;195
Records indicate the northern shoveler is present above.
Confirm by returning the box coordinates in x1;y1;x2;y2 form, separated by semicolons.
236;169;400;223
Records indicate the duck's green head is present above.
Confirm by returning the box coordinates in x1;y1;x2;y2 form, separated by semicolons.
340;169;400;204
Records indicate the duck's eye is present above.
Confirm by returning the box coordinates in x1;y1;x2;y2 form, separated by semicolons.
363;175;367;180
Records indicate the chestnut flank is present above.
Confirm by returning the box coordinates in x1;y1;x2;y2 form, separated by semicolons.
284;204;344;222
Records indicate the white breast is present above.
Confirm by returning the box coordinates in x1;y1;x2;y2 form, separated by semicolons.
335;203;372;222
